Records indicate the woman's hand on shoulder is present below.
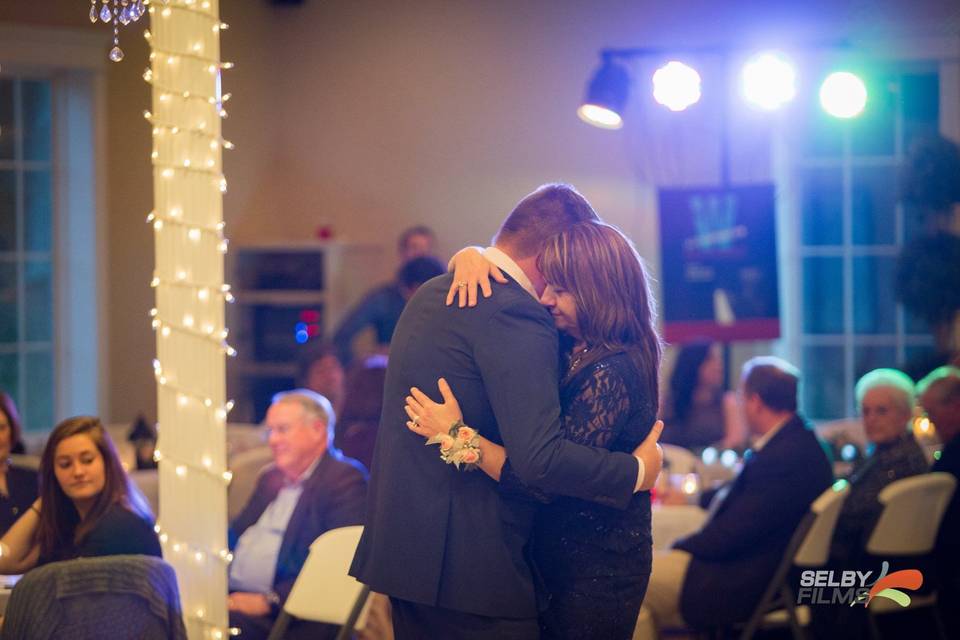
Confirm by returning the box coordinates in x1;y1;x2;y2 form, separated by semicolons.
446;247;508;308
405;378;464;440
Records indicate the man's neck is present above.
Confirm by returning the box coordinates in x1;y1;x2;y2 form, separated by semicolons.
493;243;544;296
281;451;324;484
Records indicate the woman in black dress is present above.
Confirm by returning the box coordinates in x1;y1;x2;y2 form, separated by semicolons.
405;220;662;639
0;416;160;573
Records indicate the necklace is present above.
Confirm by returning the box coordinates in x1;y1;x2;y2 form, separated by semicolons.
568;345;590;373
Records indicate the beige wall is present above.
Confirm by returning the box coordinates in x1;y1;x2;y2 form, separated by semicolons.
2;0;958;424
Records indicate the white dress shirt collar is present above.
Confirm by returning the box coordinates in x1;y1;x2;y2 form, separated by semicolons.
482;246;538;300
753;414;793;451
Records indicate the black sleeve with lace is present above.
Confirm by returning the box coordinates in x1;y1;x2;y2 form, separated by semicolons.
498;358;633;503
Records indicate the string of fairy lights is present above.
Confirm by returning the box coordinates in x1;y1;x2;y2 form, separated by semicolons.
147;0;236;637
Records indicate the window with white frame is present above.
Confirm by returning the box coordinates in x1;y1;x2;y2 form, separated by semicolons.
795;63;940;420
0;25;105;434
0;75;55;431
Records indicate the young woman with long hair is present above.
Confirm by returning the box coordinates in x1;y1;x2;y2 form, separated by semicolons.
0;392;38;536
405;220;663;639
0;416;160;573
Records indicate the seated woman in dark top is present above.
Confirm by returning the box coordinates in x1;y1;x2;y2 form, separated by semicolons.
830;368;930;564
660;341;745;451
0;392;39;536
0;416;160;573
405;221;663;640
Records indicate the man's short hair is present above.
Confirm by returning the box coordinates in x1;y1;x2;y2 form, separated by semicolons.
271;388;336;445
398;256;445;289
917;365;960;403
493;183;601;259
741;356;800;413
855;368;916;413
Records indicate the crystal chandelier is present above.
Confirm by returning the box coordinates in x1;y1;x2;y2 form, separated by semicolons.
89;0;148;62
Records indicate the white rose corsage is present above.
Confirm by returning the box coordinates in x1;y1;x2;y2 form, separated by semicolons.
426;420;482;470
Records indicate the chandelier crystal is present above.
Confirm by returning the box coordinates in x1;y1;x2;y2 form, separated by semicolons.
89;0;148;62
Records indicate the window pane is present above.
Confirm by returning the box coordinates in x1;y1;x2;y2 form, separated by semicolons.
24;350;52;431
853;256;896;334
21;80;52;163
0;262;16;343
24;170;51;252
902;73;939;151
0;170;15;252
854;344;897;383
852;166;897;246
0;354;17;405
803;257;844;334
0;79;12;160
803;108;844;158
851;74;896;157
905;310;929;335
803;346;845;419
801;168;844;246
24;260;52;342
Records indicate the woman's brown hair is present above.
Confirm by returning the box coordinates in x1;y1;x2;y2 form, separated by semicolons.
37;416;150;561
0;392;26;455
539;221;662;407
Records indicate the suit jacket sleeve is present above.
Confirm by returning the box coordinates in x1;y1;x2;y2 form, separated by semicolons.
274;462;367;607
673;459;811;560
474;298;637;510
498;362;635;504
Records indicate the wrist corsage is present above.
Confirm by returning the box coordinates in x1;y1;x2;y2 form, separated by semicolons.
427;420;482;470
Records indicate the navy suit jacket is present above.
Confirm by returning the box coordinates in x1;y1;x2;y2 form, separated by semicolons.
674;414;833;628
349;272;639;619
229;450;367;608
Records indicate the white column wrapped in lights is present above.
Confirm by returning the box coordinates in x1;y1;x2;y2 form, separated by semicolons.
146;1;236;638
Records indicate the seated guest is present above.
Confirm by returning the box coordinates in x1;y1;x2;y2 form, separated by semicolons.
919;366;960;639
228;390;367;640
640;357;832;636
336;355;388;470
660;341;745;451
0;416;160;573
829;369;929;565
0;392;39;535
333;254;444;366
298;343;347;420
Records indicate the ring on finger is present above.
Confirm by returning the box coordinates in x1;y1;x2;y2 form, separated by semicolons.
412;415;420;427
456;281;467;289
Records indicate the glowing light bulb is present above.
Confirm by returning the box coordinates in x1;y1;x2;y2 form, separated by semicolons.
161;326;171;338
819;71;867;118
182;314;194;327
652;61;701;112
198;288;210;301
188;228;201;242
175;465;187;477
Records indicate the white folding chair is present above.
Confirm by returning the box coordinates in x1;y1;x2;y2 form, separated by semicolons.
267;525;371;640
738;480;851;640
864;472;957;639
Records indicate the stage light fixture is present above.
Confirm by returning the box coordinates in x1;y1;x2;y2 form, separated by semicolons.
741;52;796;110
652;61;701;112
819;71;867;118
577;57;630;129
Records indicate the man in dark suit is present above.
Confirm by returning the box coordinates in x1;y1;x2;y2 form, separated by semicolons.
228;389;367;640
641;357;833;635
919;366;960;639
350;184;661;639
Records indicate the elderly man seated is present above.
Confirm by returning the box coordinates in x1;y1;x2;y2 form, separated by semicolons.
639;357;833;636
828;368;929;564
228;389;367;640
919;366;960;639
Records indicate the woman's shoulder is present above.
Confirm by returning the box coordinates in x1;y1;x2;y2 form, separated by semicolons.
82;503;161;558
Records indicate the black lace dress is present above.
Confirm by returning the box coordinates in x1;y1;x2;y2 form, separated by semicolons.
500;351;657;640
